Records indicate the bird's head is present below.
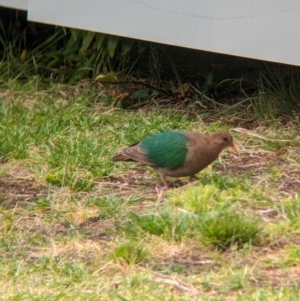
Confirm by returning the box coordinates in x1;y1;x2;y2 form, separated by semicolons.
211;131;238;152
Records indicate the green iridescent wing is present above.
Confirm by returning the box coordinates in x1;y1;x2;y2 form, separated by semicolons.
140;131;188;169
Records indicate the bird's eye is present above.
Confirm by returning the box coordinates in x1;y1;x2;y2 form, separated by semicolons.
223;136;228;142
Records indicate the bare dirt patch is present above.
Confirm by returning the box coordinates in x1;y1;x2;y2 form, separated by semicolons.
0;175;48;208
256;267;300;288
153;248;216;275
79;216;117;241
216;150;300;197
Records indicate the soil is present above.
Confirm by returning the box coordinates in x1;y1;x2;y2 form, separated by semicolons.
0;175;48;208
1;150;299;209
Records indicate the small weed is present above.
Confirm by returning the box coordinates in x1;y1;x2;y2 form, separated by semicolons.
46;168;94;191
168;183;232;214
196;210;262;250
0;211;14;234
285;245;300;266
251;94;283;120
229;270;248;290
119;209;190;241
280;197;300;228
87;197;127;219
35;195;54;211
109;242;150;265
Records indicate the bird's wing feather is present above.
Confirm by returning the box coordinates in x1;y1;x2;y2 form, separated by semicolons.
140;131;188;169
113;132;190;169
122;144;156;166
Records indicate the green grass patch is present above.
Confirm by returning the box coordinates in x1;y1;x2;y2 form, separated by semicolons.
196;210;262;250
0;89;193;190
119;209;190;242
109;242;150;264
1;84;300;300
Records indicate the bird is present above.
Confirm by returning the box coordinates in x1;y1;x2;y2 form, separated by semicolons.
112;130;237;189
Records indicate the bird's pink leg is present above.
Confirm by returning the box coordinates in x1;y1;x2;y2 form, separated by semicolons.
160;174;169;190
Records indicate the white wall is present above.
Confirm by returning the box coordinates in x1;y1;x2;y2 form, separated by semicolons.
0;0;27;10
4;0;300;66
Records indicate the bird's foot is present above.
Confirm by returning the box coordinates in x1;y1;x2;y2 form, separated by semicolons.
160;184;169;190
160;175;170;190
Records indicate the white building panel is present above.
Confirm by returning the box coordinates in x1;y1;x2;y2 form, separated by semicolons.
23;0;300;66
0;0;27;10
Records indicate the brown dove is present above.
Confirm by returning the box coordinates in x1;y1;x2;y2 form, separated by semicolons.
112;130;237;189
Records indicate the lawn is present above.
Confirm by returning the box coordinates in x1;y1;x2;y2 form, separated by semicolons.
0;83;300;300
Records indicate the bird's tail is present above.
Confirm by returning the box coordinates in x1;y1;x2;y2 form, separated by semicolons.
111;153;132;162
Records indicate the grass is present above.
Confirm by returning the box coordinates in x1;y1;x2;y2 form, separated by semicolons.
1;82;300;300
196;210;262;250
109;242;150;264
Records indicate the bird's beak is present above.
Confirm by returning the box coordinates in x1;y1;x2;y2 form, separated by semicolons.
231;145;238;152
